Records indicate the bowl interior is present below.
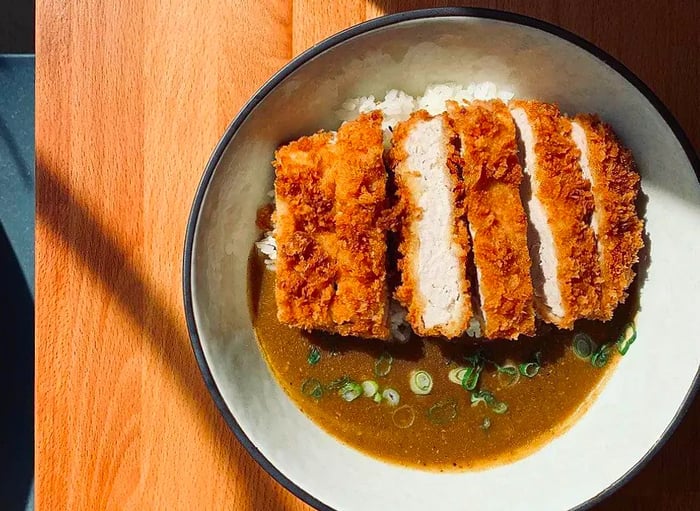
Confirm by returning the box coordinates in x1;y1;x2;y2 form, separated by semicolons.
188;14;700;511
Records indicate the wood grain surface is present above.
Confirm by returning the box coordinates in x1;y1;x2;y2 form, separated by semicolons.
35;0;699;509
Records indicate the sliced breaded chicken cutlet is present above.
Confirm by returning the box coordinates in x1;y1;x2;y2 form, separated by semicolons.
449;99;536;339
510;100;602;329
332;111;390;338
274;130;337;332
273;111;390;339
570;115;644;320
390;110;473;338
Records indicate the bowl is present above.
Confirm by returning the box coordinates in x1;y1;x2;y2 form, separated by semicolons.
183;8;700;511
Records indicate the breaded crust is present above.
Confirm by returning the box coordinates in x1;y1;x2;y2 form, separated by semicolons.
573;114;644;319
389;110;472;338
331;111;390;338
449;100;536;339
511;100;601;328
273;131;338;331
273;113;390;339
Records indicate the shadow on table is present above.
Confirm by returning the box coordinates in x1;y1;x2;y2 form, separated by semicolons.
0;223;34;510
35;166;299;509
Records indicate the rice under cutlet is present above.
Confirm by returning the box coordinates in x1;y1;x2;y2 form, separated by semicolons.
390;110;472;338
449;99;536;339
331;111;390;339
510;100;601;329
570;115;644;320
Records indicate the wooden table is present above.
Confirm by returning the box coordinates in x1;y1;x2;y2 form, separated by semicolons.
36;1;699;509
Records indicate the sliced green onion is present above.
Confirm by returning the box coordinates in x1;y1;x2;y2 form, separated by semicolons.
361;380;379;398
591;343;613;368
616;322;637;355
492;401;508;414
496;364;520;387
326;375;351;391
372;392;383;404
374;352;394;377
471;389;508;414
573;333;596;360
460;360;484;391
519;362;539;378
409;370;433;395
301;378;323;400
382;388;400;406
448;367;468;385
307;345;321;365
392;405;416;429
427;398;458;425
471;389;496;407
338;381;363;402
481;417;491;430
519;352;542;378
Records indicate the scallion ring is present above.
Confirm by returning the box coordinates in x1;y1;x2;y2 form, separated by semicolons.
374;352;394;377
481;417;491;430
448;367;468;385
427;398;458;425
361;380;379;398
338;381;363;402
461;365;483;391
382;388;400;406
519;352;541;378
307;345;321;365
617;322;637;355
470;389;495;407
471;389;507;414
326;375;351;391
519;362;539;378
572;332;596;360
392;405;416;429
496;364;520;387
409;370;433;395
301;378;323;400
372;392;383;404
491;401;508;414
591;343;613;368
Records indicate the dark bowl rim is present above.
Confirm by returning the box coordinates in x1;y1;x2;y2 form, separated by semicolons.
183;7;700;511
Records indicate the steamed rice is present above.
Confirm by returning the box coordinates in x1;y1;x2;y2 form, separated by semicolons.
338;81;514;132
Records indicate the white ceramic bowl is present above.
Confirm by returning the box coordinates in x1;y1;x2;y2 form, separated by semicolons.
184;8;700;511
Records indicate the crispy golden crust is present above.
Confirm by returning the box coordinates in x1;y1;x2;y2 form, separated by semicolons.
389;110;472;338
274;131;337;330
331;111;390;338
511;100;601;328
574;114;644;320
449;100;536;339
273;113;389;339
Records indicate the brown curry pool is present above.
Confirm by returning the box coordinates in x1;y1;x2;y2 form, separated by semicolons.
249;253;636;471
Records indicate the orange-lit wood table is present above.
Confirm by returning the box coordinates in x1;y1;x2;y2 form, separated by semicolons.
36;1;698;509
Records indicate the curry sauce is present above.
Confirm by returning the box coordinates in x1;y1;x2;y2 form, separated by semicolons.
249;253;635;471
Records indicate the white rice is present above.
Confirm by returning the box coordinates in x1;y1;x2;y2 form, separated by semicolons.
389;300;412;343
255;231;277;271
256;82;514;339
337;81;514;133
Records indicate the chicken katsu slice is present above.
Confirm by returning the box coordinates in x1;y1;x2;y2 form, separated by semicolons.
331;111;390;339
510;100;601;329
449;99;536;339
390;110;472;338
273;131;338;331
570;115;644;320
